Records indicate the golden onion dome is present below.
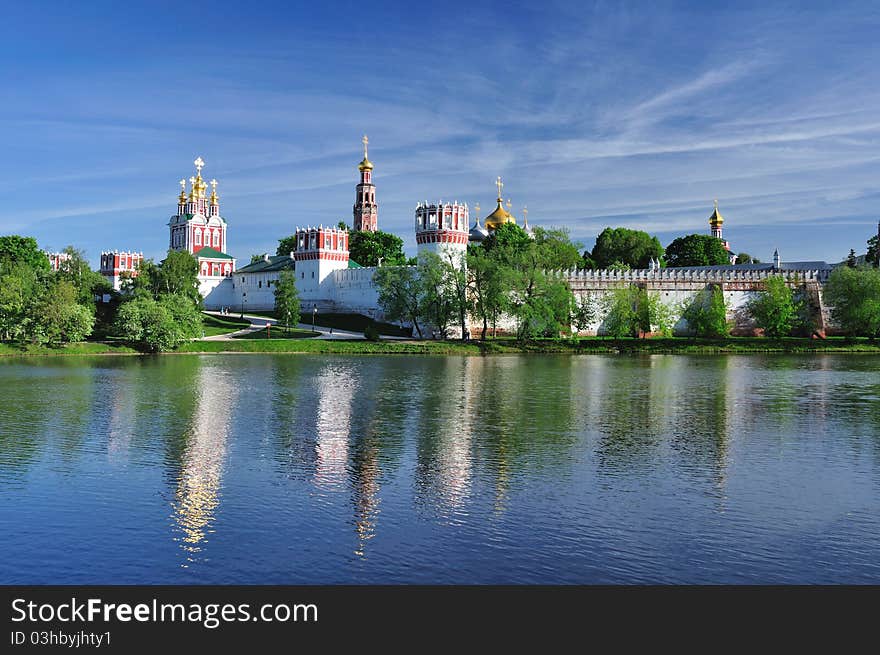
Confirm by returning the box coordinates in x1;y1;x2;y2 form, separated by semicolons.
358;157;374;172
484;200;516;230
709;200;723;226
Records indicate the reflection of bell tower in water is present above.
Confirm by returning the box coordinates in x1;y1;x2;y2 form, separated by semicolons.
171;366;237;566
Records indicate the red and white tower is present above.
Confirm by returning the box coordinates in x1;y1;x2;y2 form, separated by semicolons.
168;157;235;280
291;225;350;298
100;250;144;290
353;135;378;232
415;200;470;263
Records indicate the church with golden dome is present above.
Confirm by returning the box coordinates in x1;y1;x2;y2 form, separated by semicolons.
468;176;534;243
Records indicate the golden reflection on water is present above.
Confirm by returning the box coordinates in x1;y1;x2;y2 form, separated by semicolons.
171;368;235;567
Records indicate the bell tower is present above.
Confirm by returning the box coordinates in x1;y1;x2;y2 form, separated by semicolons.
353;135;378;232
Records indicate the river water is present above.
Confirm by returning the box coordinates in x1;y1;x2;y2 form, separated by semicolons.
1;353;878;584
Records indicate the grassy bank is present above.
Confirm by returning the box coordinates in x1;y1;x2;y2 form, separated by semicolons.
0;341;140;356
172;335;880;355
175;338;480;354
201;313;251;336
4;336;880;358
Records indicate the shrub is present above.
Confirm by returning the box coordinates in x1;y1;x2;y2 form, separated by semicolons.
364;323;380;341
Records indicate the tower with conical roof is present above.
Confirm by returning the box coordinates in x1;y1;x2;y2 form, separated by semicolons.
353;135;378;232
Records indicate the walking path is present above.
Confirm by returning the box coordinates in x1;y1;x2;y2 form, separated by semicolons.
200;311;392;341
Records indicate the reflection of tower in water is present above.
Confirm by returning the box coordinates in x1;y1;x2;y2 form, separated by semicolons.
313;367;357;489
171;366;236;567
311;365;380;557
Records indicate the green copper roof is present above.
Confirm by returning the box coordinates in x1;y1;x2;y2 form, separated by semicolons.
236;255;296;273
196;246;234;260
348;260;363;268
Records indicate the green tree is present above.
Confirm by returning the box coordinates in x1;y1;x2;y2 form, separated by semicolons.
113;294;202;352
276;235;297;257
866;234;880;268
602;285;671;338
157;250;201;303
437;250;469;340
665;234;731;267
846;249;858;268
349;230;406;267
28;279;96;345
746;276;800;338
571;294;597;334
417;252;457;338
482;222;532;260
374;264;427;338
0;262;41;341
0;235;50;271
824;266;880;337
589;227;664;269
736;252;759;264
56;246;110;307
273;269;301;335
466;244;507;340
681;286;730;338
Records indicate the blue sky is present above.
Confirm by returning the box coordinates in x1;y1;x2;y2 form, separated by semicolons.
1;0;879;265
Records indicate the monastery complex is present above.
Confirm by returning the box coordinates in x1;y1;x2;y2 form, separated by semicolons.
97;139;835;336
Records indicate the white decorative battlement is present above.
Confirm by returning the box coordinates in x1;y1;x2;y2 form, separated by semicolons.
415;201;469;241
562;267;829;284
292;225;349;262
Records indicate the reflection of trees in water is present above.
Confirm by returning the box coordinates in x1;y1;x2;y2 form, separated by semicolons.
344;358;415;556
666;357;731;491
0;357;152;476
413;357;478;515
448;356;579;513
591;356;673;472
586;356;734;491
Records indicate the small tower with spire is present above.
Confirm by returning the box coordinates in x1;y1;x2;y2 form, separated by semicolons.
353;135;378;232
709;199;724;240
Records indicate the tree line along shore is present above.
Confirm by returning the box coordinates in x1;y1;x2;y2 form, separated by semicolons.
3;222;880;356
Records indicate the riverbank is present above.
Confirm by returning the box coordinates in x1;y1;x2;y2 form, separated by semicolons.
3;336;880;357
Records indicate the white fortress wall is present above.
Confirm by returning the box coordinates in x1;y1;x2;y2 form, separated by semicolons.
201;276;235;310
488;267;831;336
330;266;384;318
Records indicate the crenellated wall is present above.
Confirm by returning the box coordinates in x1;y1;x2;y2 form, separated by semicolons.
541;267;830;336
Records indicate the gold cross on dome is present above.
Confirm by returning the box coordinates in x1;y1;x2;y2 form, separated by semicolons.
475;202;480;215
506;198;512;210
179;179;186;190
189;176;196;185
210;179;218;190
523;205;528;219
194;157;205;174
495;176;503;199
362;135;369;158
714;198;718;210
